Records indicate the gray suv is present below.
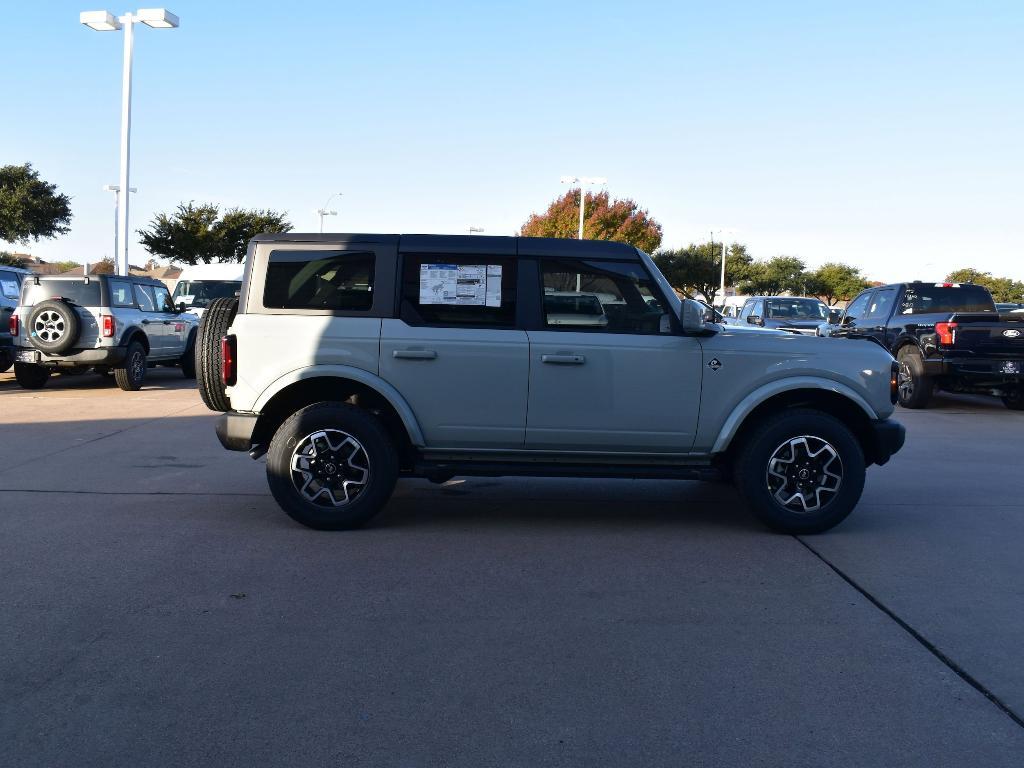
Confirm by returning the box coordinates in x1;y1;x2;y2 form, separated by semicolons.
200;234;905;534
10;273;199;390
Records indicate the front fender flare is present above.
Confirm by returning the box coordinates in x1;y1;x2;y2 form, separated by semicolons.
710;376;878;454
253;365;426;447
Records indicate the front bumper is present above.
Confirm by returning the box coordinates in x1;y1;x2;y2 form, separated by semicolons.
868;419;906;466
215;411;259;451
17;346;127;366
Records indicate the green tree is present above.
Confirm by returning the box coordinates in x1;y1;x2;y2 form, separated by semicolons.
653;241;750;305
945;268;1024;303
737;256;807;295
0;163;72;244
520;190;663;253
138;202;291;265
54;259;82;273
806;262;869;305
92;256;115;274
0;251;28;268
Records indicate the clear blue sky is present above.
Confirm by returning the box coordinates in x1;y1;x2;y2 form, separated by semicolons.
3;0;1022;282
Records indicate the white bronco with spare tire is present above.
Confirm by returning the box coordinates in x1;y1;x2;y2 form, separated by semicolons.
10;274;199;391
197;234;906;533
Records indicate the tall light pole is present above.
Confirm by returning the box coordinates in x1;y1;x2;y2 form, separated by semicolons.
317;192;343;233
81;9;179;275
468;226;484;235
102;184;136;268
560;176;607;239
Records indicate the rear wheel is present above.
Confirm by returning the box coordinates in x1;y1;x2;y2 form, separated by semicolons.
197;297;238;412
114;342;147;391
266;402;399;531
180;330;197;379
734;408;866;534
1002;388;1024;411
14;362;51;389
896;346;933;409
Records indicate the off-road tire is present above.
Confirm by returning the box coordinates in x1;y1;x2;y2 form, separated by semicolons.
734;408;866;535
26;299;81;355
1002;389;1024;411
114;342;147;391
266;402;399;531
197;297;238;412
14;362;51;389
896;346;933;409
180;330;197;379
0;348;13;373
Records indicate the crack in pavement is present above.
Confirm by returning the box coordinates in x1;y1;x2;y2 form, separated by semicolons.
795;535;1024;730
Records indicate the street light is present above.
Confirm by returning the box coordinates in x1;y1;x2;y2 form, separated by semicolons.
468;226;484;235
80;8;179;276
102;184;136;269
712;228;739;300
560;175;607;240
317;192;343;233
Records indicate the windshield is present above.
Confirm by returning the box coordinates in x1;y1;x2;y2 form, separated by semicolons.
172;279;241;308
765;298;828;320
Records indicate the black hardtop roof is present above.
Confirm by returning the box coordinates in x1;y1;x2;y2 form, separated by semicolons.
745;295;825;301
250;233;643;260
30;273;168;287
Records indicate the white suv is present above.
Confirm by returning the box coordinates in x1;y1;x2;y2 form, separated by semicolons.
199;234;905;534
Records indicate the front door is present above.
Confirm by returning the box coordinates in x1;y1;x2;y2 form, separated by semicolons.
379;251;528;449
525;258;703;452
133;283;169;356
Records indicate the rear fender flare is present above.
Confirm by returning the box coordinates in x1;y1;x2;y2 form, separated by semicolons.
253;365;426;447
711;376;877;454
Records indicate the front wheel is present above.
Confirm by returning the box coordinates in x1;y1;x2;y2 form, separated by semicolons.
734;409;866;534
114;342;147;391
266;402;399;530
180;330;197;379
896;346;933;409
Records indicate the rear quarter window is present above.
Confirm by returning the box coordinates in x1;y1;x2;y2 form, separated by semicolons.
0;270;21;300
263;250;375;312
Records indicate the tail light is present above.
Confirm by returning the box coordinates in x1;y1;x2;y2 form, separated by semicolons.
8;314;17;337
935;321;957;346
101;314;115;338
221;335;237;386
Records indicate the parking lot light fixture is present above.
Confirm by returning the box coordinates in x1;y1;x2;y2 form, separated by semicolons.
560;175;607;240
468;226;484;235
80;8;180;276
317;192;343;233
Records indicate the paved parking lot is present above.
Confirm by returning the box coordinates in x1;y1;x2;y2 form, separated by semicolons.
1;369;1023;767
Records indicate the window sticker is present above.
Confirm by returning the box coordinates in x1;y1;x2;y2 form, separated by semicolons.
419;264;502;307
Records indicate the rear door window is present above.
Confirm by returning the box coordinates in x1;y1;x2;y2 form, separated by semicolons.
264;250;375;311
400;255;516;327
0;270;20;301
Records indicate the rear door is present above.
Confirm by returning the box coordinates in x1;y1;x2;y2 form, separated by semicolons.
151;283;187;357
524;256;702;452
379;238;529;449
132;283;169;356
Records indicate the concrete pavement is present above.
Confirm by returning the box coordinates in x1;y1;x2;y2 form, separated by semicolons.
1;370;1022;766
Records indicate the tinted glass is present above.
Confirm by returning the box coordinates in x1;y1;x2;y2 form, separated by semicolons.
108;280;135;307
172;279;240;309
0;270;20;300
765;298;828;320
134;284;157;312
264;250;374;311
540;260;670;334
21;278;101;307
152;285;175;312
843;291;872;322
401;256;516;327
898;285;996;315
864;288;896;321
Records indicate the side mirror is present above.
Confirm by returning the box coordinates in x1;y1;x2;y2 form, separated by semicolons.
680;299;713;334
747;314;762;325
177;302;187;313
827;309;842;324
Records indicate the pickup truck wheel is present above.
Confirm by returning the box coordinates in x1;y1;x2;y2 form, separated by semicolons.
1002;388;1024;410
896;346;933;409
197;297;238;412
113;342;147;391
14;362;50;390
734;409;866;535
266;402;399;531
180;330;197;379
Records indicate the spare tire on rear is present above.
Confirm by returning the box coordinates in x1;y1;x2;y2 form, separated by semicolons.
27;299;81;355
197;296;238;412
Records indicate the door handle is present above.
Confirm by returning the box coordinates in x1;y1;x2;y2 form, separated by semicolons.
542;354;585;365
392;349;437;360
163;320;172;325
141;319;150;325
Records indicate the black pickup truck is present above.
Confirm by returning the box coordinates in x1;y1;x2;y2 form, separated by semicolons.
827;282;1024;409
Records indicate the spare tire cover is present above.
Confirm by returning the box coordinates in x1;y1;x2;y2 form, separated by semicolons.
27;299;82;355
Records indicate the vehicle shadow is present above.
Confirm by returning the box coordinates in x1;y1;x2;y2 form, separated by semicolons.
900;391;1014;413
0;367;195;393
